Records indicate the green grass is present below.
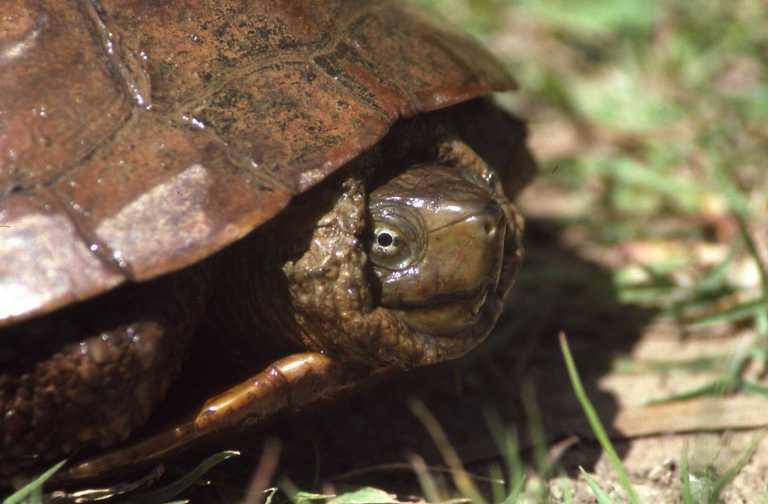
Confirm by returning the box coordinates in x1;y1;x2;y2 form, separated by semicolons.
559;332;764;504
418;0;767;223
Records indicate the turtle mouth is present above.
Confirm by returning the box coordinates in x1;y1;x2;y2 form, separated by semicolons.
386;280;495;311
471;286;490;316
382;281;501;366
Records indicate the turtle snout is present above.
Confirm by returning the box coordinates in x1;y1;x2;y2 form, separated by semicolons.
478;201;506;240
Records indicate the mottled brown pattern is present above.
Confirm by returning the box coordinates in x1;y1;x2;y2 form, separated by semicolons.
55;115;293;281
0;0;133;194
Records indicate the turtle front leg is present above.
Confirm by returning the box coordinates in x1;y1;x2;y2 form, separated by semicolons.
62;352;372;480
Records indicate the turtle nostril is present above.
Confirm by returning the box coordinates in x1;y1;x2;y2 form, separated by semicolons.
482;201;506;239
484;218;497;238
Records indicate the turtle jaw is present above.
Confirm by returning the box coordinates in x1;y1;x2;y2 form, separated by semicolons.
388;283;502;364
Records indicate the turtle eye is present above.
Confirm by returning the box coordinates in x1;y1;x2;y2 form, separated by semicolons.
368;205;425;271
372;226;408;266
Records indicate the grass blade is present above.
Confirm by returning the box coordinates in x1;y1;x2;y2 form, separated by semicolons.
3;460;66;504
115;450;240;503
709;430;765;501
646;378;734;404
484;411;525;501
410;400;486;504
409;454;442;503
579;468;614;504
686;296;768;328
488;463;505;504
680;444;694;504
559;332;640;504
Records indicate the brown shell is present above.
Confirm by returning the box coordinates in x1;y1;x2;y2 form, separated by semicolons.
0;0;515;327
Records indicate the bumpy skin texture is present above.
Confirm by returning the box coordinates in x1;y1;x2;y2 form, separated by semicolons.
0;269;208;475
0;0;531;481
280;152;522;368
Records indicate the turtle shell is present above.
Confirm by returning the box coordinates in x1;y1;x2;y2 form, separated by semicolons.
0;0;515;327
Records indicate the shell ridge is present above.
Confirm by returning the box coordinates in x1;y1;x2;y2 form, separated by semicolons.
167;114;299;196
173;53;318;114
80;0;152;109
215;141;298;196
44;185;133;279
0;188;126;327
311;42;393;120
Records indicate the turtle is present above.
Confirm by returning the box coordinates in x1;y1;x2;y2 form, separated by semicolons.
0;0;535;483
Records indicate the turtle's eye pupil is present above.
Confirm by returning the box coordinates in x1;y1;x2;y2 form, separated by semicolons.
368;209;423;270
370;226;411;269
377;232;394;247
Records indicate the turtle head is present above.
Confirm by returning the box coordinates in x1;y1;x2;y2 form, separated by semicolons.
281;144;523;368
367;163;523;361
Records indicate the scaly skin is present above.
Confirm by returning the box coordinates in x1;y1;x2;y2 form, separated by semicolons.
0;269;208;475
